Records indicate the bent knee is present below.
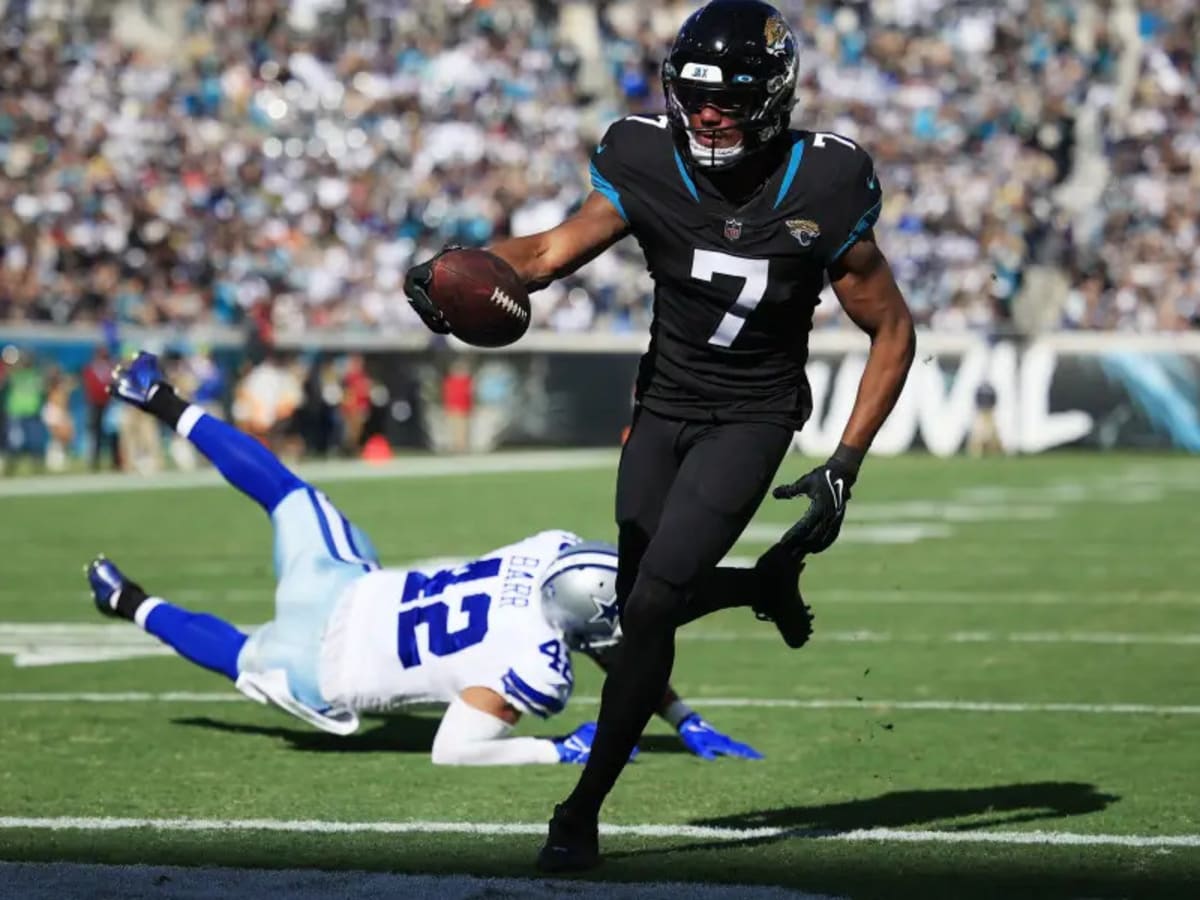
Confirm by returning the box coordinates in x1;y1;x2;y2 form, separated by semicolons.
619;572;686;635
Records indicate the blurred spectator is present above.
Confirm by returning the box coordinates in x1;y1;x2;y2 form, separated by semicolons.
232;352;302;453
1;348;46;474
295;353;341;457
81;344;118;470
0;0;1192;337
966;382;1003;457
118;389;164;476
340;353;372;453
164;350;200;470
189;348;226;413
441;359;475;454
41;365;74;472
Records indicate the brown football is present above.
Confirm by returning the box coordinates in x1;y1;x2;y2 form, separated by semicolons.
428;249;531;348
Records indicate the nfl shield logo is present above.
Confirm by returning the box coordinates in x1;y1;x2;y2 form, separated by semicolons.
724;218;743;241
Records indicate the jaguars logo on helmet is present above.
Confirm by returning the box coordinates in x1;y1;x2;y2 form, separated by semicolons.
661;0;800;170
764;14;791;56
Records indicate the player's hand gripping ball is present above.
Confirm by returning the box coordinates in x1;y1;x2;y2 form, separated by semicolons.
404;247;531;348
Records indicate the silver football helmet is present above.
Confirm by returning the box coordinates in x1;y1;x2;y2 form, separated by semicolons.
540;541;621;651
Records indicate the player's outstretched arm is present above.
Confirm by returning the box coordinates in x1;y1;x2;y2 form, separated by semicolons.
488;192;629;292
430;687;553;766
430;687;612;766
771;235;915;556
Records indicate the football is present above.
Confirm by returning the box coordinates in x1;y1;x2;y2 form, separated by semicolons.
428;249;531;348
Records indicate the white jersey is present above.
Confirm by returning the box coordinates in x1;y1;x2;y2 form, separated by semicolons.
318;530;580;718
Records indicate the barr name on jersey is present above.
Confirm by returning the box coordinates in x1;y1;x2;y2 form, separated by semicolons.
319;531;576;715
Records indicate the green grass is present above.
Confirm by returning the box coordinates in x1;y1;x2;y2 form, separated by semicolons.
2;453;1199;898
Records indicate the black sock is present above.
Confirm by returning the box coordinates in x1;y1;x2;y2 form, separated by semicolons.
113;580;150;621
143;383;189;430
563;578;681;820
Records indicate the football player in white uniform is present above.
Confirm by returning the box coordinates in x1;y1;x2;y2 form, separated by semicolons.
85;352;761;766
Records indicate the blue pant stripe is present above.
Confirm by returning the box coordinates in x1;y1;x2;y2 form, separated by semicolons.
306;487;346;564
340;514;375;571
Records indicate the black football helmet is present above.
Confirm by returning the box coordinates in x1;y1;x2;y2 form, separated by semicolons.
662;0;799;169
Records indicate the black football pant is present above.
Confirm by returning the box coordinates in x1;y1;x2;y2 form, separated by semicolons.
563;407;792;819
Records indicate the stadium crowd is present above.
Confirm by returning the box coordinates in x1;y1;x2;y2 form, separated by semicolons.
0;0;1197;341
0;340;405;474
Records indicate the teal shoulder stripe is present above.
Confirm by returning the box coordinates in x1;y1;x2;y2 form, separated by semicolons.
831;199;883;261
773;134;807;209
590;162;627;221
672;148;700;202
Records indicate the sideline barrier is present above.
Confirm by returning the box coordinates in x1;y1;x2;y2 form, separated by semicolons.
3;327;1197;454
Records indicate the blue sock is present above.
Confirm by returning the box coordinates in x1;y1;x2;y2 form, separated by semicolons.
141;601;248;681
176;406;304;513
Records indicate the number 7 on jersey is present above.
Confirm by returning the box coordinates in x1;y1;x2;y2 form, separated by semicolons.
692;250;770;347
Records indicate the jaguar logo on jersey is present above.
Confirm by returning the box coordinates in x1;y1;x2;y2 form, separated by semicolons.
764;15;790;56
724;218;743;241
786;218;821;248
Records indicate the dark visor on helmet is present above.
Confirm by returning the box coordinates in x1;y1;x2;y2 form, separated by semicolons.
669;80;764;118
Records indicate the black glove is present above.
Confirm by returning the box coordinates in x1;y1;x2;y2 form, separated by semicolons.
402;245;460;335
772;445;863;557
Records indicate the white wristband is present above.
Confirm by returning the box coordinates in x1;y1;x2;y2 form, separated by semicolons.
663;700;696;729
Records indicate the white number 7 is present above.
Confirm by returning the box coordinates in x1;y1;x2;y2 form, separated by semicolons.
813;132;857;151
692;250;770;348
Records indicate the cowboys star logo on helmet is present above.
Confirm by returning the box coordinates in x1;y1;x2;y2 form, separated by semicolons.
588;593;621;627
540;541;621;650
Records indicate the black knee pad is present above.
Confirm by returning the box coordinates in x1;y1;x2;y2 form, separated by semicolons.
619;573;686;637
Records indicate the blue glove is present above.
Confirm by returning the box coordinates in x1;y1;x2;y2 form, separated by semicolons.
677;713;764;761
554;721;639;765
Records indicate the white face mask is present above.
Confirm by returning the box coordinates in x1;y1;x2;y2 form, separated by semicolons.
687;132;747;168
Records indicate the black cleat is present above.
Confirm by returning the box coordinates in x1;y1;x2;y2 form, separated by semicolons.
752;543;814;649
535;804;600;874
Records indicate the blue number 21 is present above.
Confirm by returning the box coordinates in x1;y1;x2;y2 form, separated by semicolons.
397;558;500;668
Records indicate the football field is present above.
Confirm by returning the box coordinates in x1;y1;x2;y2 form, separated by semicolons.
1;451;1198;898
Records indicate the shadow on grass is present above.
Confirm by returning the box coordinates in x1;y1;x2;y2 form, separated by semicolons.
698;780;1119;833
8;781;1195;898
609;781;1119;862
171;715;690;755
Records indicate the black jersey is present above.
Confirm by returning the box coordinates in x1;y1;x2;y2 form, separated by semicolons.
590;115;882;429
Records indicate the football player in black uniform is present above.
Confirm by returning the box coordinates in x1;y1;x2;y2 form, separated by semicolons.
405;0;915;872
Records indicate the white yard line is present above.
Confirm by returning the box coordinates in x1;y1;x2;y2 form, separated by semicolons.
1;692;1198;715
0;815;1197;849
0;450;618;499
7;586;1199;606
6;622;1200;671
794;590;1200;606
677;630;1200;646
